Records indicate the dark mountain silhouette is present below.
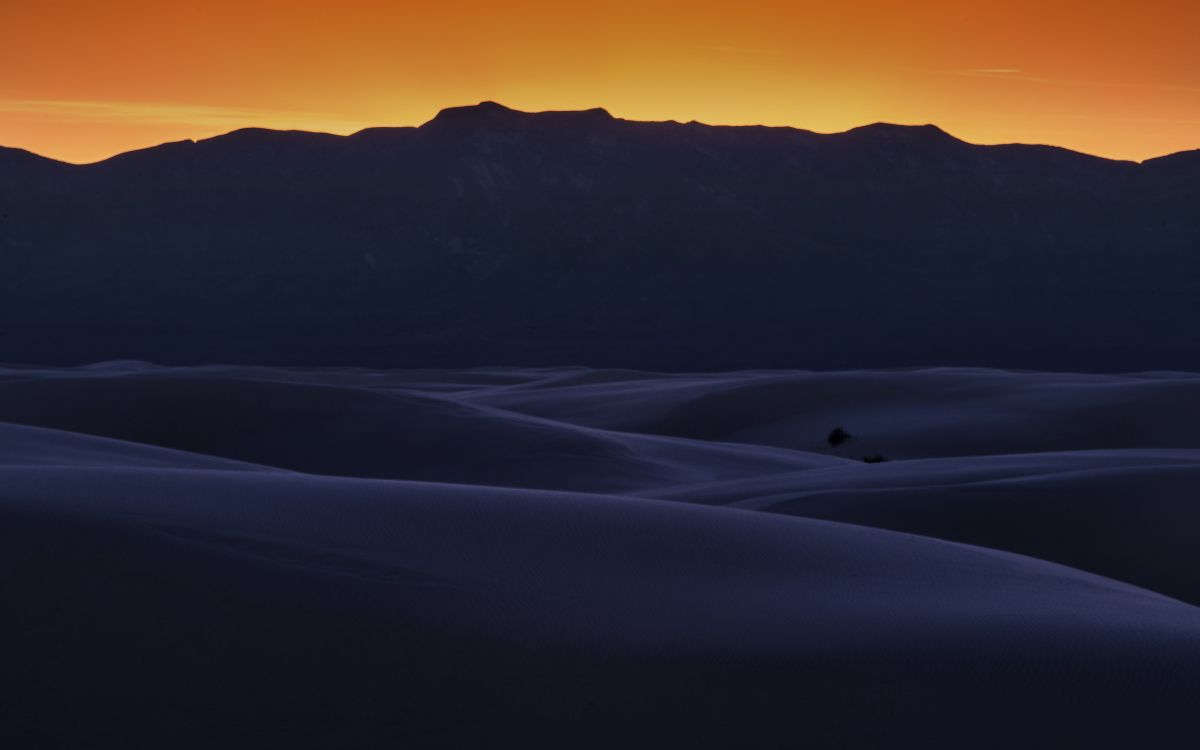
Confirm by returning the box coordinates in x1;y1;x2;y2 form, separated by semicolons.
2;101;1198;370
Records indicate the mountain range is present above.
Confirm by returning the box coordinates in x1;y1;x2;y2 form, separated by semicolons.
3;101;1198;370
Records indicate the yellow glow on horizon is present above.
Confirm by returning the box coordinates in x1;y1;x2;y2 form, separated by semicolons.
2;0;1197;164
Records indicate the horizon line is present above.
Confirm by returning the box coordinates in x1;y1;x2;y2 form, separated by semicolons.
3;100;1197;167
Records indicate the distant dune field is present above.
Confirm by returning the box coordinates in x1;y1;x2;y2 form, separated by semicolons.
4;364;1200;747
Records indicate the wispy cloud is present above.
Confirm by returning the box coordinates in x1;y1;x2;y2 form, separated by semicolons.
1049;113;1200;126
698;45;785;56
947;69;1200;94
0;99;376;131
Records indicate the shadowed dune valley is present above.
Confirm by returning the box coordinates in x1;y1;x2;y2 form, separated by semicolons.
4;364;1200;747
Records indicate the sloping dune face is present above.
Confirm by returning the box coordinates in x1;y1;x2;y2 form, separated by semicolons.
3;365;1200;748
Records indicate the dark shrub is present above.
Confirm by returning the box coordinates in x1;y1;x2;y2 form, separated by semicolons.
827;427;852;447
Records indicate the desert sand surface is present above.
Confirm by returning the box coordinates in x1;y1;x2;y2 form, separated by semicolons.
3;364;1200;748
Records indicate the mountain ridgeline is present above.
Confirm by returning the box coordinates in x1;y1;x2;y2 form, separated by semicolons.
2;101;1198;370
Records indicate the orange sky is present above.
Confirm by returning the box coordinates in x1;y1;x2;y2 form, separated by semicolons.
3;0;1198;163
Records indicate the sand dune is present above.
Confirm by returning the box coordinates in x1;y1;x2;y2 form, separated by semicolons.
3;365;1200;747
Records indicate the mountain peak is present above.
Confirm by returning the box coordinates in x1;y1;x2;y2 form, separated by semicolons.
428;101;520;124
845;122;960;143
424;101;615;131
0;145;68;167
